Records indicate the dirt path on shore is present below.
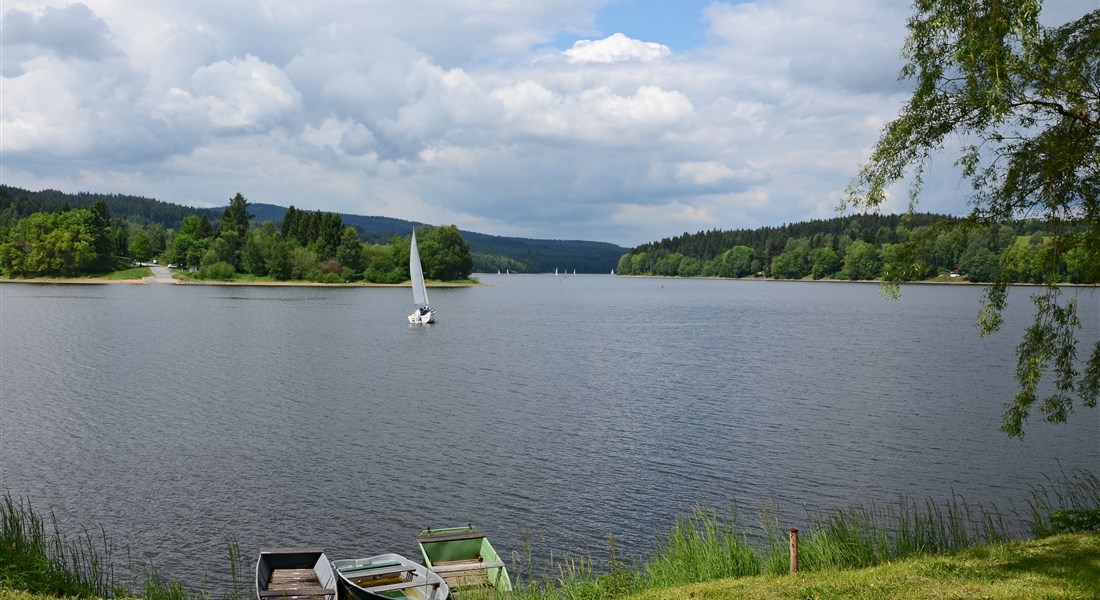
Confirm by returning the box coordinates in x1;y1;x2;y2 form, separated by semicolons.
144;265;178;284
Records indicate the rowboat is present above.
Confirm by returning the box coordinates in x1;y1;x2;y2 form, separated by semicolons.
333;554;449;600
416;526;512;594
254;548;337;600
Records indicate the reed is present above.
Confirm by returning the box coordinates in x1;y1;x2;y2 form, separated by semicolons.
1023;466;1100;537
142;574;191;600
643;505;759;586
761;494;1010;575
4;468;1097;600
222;537;250;600
0;495;117;598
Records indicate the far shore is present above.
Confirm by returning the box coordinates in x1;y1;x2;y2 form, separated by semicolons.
611;273;1065;286
0;272;1080;288
0;276;485;287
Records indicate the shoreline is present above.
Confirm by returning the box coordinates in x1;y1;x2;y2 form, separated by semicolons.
0;273;1088;288
612;274;1081;287
0;276;484;287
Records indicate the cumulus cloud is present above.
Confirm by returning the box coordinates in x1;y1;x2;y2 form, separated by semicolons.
2;0;1095;247
564;32;671;63
159;55;301;131
1;3;119;62
492;83;692;142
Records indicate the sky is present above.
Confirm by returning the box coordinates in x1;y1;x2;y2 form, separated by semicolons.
0;1;1094;247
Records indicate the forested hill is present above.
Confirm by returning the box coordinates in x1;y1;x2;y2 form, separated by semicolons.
619;212;1089;284
0;186;223;227
635;213;961;260
250;202;626;273
0;186;626;273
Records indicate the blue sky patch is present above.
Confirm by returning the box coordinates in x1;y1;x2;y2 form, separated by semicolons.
595;0;714;51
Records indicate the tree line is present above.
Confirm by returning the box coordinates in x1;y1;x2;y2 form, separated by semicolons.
616;213;1096;285
1;185;625;273
0;192;473;283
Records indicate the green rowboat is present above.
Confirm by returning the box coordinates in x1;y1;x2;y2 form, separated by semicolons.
417;526;512;594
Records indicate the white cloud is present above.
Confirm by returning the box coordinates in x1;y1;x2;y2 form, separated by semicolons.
676;162;739;186
159;55;301;131
1;3;120;61
564;32;671;63
0;63;83;153
491;83;692;143
1;0;1095;247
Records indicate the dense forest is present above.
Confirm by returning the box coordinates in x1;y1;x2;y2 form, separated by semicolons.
0;186;625;273
5;186;1092;285
617;213;1095;284
0;191;472;283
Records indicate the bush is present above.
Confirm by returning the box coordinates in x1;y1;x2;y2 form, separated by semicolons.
197;261;236;280
1049;509;1100;533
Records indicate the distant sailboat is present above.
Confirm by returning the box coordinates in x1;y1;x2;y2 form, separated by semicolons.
408;230;435;324
611;268;615;275
555;268;558;276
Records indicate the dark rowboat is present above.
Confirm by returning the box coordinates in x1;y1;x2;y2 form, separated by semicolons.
255;548;337;600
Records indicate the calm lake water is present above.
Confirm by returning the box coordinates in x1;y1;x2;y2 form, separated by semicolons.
1;275;1097;589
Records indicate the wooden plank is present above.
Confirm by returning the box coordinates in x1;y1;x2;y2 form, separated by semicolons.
270;568;320;587
430;560;505;573
361;580;441;594
336;564;415;577
417;531;485;543
261;547;326;555
258;587;334;598
440;571;490;589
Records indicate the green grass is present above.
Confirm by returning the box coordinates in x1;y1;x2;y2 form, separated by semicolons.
3;534;1098;600
0;496;117;598
0;266;151;281
1023;468;1100;538
509;494;1020;600
2;469;1097;600
628;532;1100;600
94;267;153;280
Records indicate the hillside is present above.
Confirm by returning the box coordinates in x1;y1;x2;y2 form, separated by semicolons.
0;187;627;273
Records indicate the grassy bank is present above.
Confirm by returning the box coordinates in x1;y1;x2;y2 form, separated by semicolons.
2;469;1097;600
631;532;1100;600
2;533;1096;600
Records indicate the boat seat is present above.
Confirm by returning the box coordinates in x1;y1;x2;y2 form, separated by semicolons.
417;531;486;543
337;563;415;577
258;587;334;598
430;560;505;573
363;580;441;593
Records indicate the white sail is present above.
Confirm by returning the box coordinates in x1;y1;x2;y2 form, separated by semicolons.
410;231;429;307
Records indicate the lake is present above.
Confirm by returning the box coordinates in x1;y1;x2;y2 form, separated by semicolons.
1;275;1097;590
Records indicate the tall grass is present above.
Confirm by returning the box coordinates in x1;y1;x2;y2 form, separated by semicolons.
517;489;1039;598
0;493;255;600
4;469;1098;600
761;495;1010;574
1023;467;1100;537
643;505;759;586
0;495;117;597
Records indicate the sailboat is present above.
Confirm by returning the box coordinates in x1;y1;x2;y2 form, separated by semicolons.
408;231;435;324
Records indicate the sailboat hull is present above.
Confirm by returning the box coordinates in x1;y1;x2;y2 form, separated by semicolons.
408;309;435;324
